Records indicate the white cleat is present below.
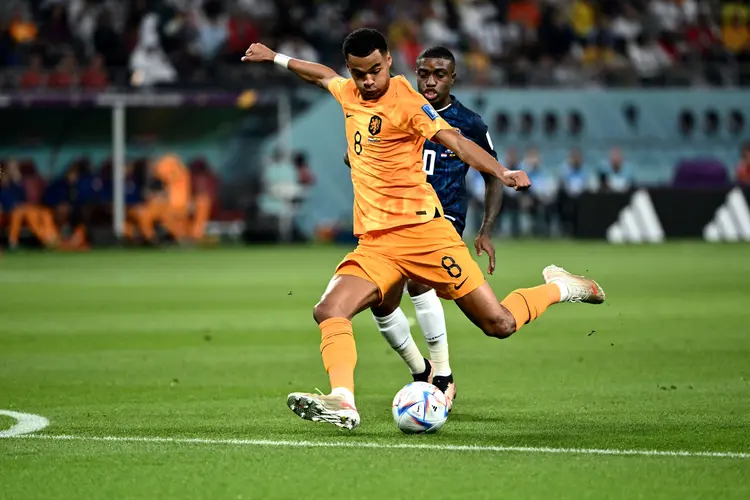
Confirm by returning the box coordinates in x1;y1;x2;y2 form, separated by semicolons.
287;392;360;430
543;265;606;304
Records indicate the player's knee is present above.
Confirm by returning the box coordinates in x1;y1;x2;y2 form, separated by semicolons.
313;300;348;324
482;314;516;339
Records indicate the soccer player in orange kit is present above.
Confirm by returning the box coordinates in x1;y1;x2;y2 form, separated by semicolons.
242;29;605;430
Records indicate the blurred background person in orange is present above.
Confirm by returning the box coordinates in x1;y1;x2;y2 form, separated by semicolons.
126;154;191;244
1;159;58;250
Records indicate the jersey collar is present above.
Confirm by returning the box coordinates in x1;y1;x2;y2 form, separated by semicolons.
434;95;456;113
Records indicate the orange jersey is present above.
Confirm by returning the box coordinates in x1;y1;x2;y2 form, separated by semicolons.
327;75;453;236
154;154;190;208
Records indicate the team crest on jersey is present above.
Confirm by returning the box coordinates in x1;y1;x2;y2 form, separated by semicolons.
368;116;382;136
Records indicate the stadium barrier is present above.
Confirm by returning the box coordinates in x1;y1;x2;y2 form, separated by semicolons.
576;187;750;243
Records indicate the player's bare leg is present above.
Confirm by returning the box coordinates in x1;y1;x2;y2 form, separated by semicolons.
455;268;605;338
371;280;433;384
288;274;379;430
406;279;456;409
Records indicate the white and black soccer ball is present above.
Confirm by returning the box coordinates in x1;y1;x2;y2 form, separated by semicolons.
392;381;449;434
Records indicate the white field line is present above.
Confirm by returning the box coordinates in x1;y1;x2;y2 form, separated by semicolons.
8;433;750;459
0;410;49;438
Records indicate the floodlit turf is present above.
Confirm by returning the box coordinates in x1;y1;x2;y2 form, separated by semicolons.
1;242;749;499
0;415;14;429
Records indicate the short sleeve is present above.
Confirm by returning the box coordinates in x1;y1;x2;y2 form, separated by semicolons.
471;118;497;159
393;81;453;140
327;77;350;104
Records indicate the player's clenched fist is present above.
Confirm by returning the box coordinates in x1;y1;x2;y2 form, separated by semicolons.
241;43;276;63
501;170;531;191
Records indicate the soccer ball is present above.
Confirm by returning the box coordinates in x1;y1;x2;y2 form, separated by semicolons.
392;381;449;434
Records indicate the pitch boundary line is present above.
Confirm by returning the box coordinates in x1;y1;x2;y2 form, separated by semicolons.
9;433;750;459
0;410;50;438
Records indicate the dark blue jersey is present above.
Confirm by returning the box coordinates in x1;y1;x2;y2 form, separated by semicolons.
422;96;496;236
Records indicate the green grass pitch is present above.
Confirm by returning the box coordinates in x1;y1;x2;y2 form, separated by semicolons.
1;242;749;499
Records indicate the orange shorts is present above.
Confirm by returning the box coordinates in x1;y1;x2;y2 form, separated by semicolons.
335;216;486;301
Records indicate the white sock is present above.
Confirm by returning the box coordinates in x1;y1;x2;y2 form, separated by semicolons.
330;387;356;408
373;308;426;374
410;289;451;377
551;280;570;302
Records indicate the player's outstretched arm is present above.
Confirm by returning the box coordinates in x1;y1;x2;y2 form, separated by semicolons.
241;43;342;89
433;129;530;190
475;172;502;274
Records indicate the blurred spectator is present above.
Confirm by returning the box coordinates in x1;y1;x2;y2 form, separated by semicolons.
81;53;109;89
277;33;319;63
520;147;557;237
259;150;303;241
611;3;643;44
628;33;672;85
581;29;629;79
101;160;144;210
465;39;491;85
48;49;79;88
596;147;634;193
1;159;58;250
491;148;522;237
226;8;258;59
560;148;593;196
687;12;721;56
19;52;46;89
508;0;541;32
127;154;191;243
195;0;228;61
293;152;315;188
44;160;98;249
421;3;459;47
389;18;422;74
649;0;685;34
722;13;750;54
736;141;750;186
570;0;596;41
558;148;593;236
187;159;215;243
69;0;104;57
129;14;177;87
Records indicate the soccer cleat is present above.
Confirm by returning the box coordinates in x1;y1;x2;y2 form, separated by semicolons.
432;374;456;412
412;358;434;384
543;265;606;304
287;392;360;430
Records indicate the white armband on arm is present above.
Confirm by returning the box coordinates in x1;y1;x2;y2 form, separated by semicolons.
274;53;291;69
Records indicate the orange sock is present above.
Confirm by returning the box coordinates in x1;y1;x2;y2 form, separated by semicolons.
500;283;561;332
319;318;357;394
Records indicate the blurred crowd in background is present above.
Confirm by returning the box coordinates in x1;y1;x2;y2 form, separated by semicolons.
1;0;750;89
